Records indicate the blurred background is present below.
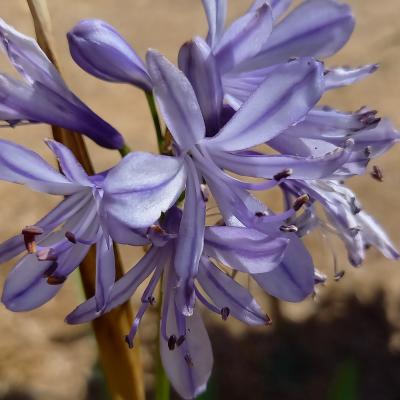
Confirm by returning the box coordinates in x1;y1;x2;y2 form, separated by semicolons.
1;0;400;399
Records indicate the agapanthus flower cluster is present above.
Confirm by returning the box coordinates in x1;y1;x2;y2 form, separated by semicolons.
0;1;399;398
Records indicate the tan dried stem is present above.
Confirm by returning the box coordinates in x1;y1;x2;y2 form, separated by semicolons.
26;1;145;399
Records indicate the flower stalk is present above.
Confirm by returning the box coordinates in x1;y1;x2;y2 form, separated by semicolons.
26;1;145;399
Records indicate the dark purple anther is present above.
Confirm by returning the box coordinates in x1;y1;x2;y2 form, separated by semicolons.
221;307;230;321
168;335;177;351
279;224;298;233
176;335;186;347
273;168;293;181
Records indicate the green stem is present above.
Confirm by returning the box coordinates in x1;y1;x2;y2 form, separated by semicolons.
155;275;170;400
145;91;164;153
118;143;132;158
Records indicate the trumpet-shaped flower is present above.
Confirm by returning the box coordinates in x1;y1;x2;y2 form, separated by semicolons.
0;139;146;312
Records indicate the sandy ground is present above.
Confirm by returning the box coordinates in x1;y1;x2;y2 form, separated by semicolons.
0;0;400;399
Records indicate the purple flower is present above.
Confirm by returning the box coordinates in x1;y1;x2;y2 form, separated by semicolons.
0;19;124;149
101;49;361;317
66;206;283;399
0;139;147;312
197;0;376;108
67;19;152;91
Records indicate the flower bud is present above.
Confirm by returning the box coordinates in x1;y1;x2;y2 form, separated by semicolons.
67;19;152;91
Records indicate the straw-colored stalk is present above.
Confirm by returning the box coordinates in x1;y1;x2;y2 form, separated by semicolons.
26;1;145;399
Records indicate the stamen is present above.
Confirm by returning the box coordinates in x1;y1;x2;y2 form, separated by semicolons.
273;168;293;181
221;307;230;321
168;335;177;351
184;353;194;368
200;184;210;202
279;224;298;233
176;335;186;347
125;335;134;349
371;165;383;182
255;211;267;217
349;227;361;237
293;194;309;211
46;274;66;285
22;225;43;253
364;146;372;158
43;262;58;278
65;231;77;244
265;313;272;326
144;296;156;306
334;270;345;281
36;248;57;261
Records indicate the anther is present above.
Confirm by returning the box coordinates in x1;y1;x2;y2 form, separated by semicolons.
255;211;267;217
293;194;309;211
46;275;66;285
371;165;383;182
146;296;156;306
184;353;194;368
364;146;372;158
350;197;362;215
200;184;210;202
279;224;298;233
36;248;57;261
349;227;361;237
273;168;293;181
176;335;186;347
168;335;177;351
65;231;77;244
265;313;272;326
334;270;345;281
43;262;58;278
124;335;134;349
221;307;230;321
22;225;43;254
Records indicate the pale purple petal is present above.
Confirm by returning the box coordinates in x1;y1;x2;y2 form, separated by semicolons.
0;236;25;264
214;3;273;73
253;236;315;302
68;19;152;91
95;232;115;312
205;58;324;151
174;158;206;316
0;74;124;149
45;139;92;186
1;254;61;311
0;139;82;194
102;152;186;228
357;211;400;260
160;299;213;400
0;18;68;93
213;140;356;180
324;64;378;90
198;257;268;324
239;0;354;70
249;0;292;20
66;247;160;324
178;37;223;136
146;50;205;152
202;0;227;48
204;226;289;273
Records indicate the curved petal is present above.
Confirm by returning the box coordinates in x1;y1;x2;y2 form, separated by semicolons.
67;19;152;91
204;226;289;273
0;75;124;150
205;58;324;151
45;139;92;186
253;236;315;302
178;37;223;136
102;152;186;228
95;232;115;312
198;257;268;325
0;139;81;194
214;3;273;73
0;18;67;92
174;158;206;316
249;0;292;20
239;0;354;70
66;247;160;324
324;64;378;90
160;301;213;400
213;140;356;180
1;254;62;311
146;50;205;152
202;0;227;48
